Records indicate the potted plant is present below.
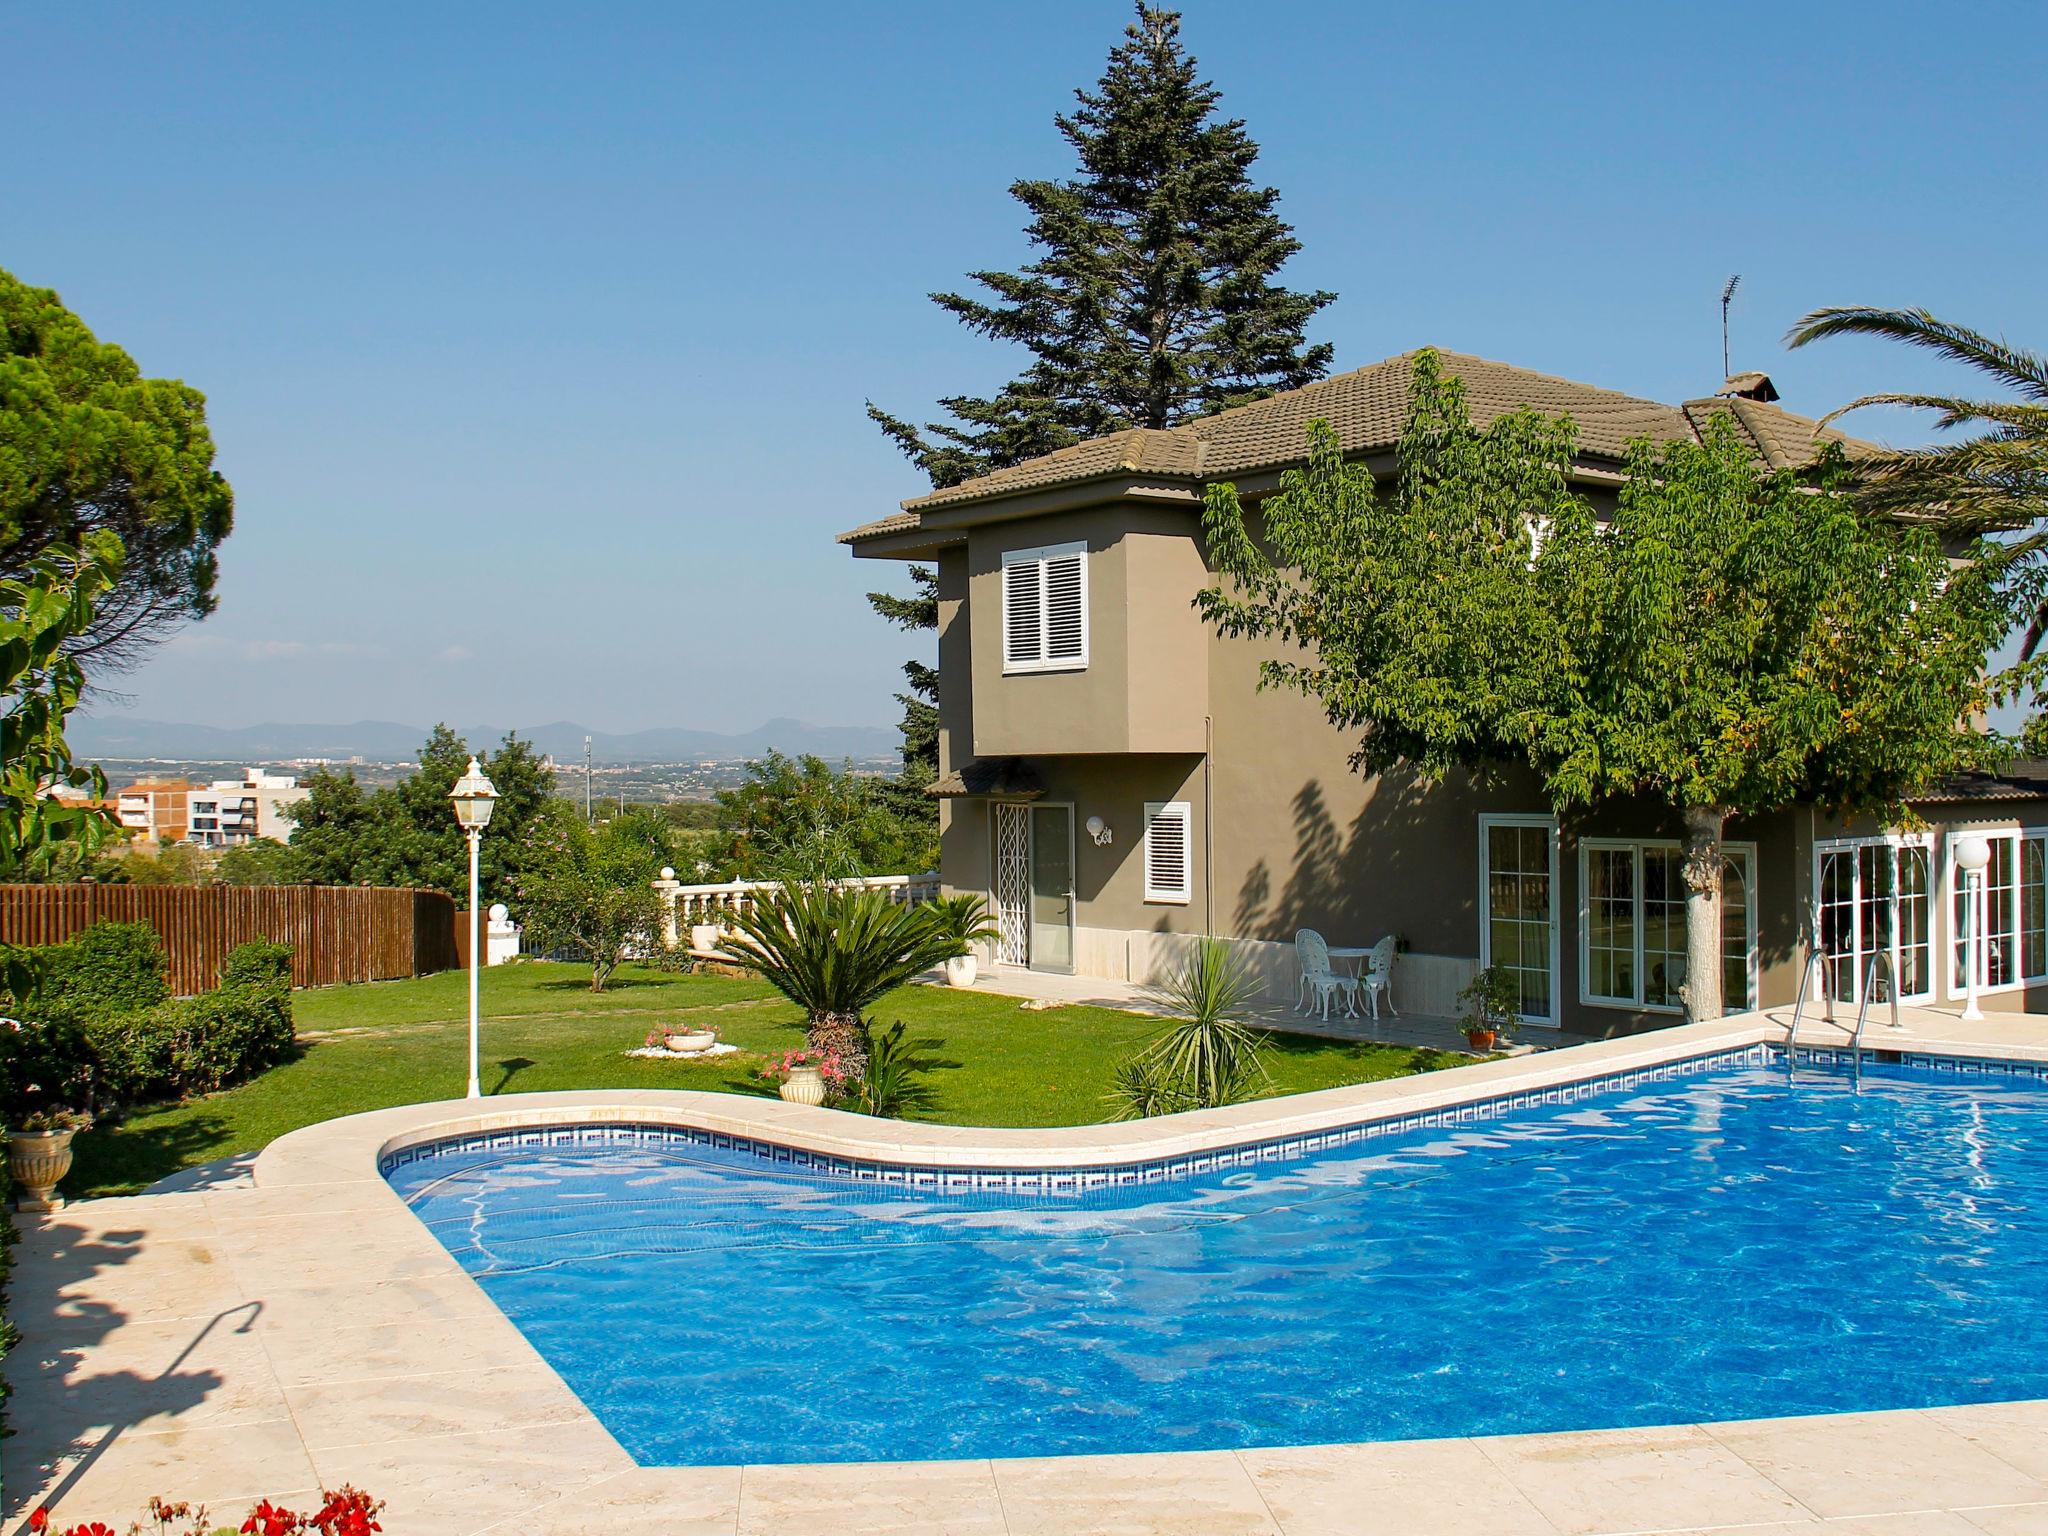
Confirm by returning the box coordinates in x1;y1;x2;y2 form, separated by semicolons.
9;1107;91;1212
922;893;999;987
664;1025;717;1055
1456;964;1521;1052
687;903;727;954
759;1048;841;1106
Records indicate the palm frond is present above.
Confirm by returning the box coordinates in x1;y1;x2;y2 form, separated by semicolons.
1788;307;2048;401
1817;393;2048;436
722;883;965;1021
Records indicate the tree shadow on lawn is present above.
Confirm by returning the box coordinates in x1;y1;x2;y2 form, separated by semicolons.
532;972;676;993
1254;1031;1465;1076
68;1107;239;1199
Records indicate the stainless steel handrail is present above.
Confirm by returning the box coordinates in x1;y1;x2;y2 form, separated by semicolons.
1849;949;1901;1084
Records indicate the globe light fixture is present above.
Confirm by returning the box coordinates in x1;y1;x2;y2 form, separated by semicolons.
449;757;499;1098
1955;834;1991;1023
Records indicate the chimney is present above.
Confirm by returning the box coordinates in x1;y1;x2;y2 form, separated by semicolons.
1716;371;1780;403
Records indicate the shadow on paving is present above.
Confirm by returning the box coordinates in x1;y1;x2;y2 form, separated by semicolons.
2;1215;246;1526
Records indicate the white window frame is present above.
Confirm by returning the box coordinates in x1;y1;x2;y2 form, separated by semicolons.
1577;839;1759;1015
1000;541;1089;675
1944;828;2048;998
1142;800;1192;905
1478;813;1561;1027
1812;834;1937;1006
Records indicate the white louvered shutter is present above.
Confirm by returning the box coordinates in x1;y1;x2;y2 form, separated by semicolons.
1043;548;1086;664
1001;543;1087;672
1144;801;1192;903
1003;557;1043;668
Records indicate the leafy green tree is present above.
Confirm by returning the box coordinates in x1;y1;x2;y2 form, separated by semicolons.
215;838;295;887
1;269;233;662
712;751;932;880
511;807;665;992
1200;350;2010;1022
0;537;122;879
867;3;1333;489
279;726;556;900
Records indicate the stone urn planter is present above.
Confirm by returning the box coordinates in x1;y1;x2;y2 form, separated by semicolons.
9;1127;76;1212
944;952;978;988
779;1065;827;1106
665;1029;717;1055
690;923;721;953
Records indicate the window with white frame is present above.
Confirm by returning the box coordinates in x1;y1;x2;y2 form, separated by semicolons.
1001;542;1088;673
1815;837;1934;1005
1948;830;2048;993
1143;801;1191;904
1579;840;1758;1014
1480;816;1557;1023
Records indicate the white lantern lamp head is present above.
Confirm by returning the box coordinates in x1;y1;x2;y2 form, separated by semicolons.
450;756;499;832
1956;834;1992;875
1085;815;1112;846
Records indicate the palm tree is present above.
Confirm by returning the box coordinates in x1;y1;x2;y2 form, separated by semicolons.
722;883;965;1075
1788;307;2048;648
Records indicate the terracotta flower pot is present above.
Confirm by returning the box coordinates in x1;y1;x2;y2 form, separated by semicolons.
9;1127;75;1212
1465;1028;1497;1052
779;1065;827;1106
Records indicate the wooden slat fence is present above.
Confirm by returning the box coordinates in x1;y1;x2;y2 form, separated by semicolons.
0;884;459;994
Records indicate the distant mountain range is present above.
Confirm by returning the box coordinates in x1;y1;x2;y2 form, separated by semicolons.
69;716;899;765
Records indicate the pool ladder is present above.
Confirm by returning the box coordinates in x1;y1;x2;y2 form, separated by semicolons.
1782;903;1897;1082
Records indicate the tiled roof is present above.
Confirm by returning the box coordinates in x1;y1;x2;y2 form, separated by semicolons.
1911;762;2048;804
841;348;1874;544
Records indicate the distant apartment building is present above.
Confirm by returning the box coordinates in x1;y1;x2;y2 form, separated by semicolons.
116;769;309;848
116;781;197;843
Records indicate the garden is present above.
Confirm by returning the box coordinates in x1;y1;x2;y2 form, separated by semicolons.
8;905;1462;1200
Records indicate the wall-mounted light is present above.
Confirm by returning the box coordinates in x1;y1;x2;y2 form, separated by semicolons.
1086;815;1112;846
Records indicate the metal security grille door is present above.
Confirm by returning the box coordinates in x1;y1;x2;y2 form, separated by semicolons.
994;804;1031;966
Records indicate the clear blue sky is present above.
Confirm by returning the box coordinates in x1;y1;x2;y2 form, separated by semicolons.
9;1;2043;735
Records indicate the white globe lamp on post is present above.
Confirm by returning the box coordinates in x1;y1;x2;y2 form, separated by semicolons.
450;757;500;1099
1954;833;1991;1023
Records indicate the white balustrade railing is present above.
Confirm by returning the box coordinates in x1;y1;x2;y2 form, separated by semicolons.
650;872;942;947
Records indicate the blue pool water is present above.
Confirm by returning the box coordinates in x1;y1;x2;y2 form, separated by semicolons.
386;1054;2048;1465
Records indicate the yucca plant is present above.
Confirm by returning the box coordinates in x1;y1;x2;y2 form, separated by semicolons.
722;883;966;1074
1127;936;1271;1112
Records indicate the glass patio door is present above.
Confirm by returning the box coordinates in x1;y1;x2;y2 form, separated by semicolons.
1482;818;1556;1024
1029;805;1075;974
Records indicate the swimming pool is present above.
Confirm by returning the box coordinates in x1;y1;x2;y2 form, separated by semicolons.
385;1050;2048;1465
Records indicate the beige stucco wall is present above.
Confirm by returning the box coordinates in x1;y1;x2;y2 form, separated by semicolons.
967;507;1208;756
926;493;2048;1036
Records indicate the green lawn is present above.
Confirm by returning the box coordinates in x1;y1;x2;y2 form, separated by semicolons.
68;961;1468;1197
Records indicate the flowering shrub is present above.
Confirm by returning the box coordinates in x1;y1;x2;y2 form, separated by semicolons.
27;1486;382;1536
756;1047;846;1086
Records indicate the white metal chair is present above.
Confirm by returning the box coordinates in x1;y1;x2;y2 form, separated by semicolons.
1361;934;1398;1020
1294;929;1359;1021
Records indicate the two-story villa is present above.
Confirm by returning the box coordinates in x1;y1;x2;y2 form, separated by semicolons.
843;349;2048;1035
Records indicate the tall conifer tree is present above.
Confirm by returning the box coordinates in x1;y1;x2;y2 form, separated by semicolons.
868;3;1335;487
866;4;1332;819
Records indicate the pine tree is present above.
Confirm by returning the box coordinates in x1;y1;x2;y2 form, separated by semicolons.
866;2;1335;489
864;4;1333;839
866;569;939;793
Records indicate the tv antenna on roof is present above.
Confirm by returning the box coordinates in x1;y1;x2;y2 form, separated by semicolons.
1721;274;1742;380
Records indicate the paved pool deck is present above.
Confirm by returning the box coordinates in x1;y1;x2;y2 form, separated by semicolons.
10;1005;2048;1535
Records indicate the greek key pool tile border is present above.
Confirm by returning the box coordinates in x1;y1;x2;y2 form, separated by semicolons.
379;1043;2048;1194
382;1042;1773;1189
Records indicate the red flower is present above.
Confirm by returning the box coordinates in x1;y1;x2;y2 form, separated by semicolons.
27;1511;50;1534
241;1501;303;1536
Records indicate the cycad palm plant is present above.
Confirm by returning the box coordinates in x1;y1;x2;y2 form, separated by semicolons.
723;883;966;1075
1788;307;2048;648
